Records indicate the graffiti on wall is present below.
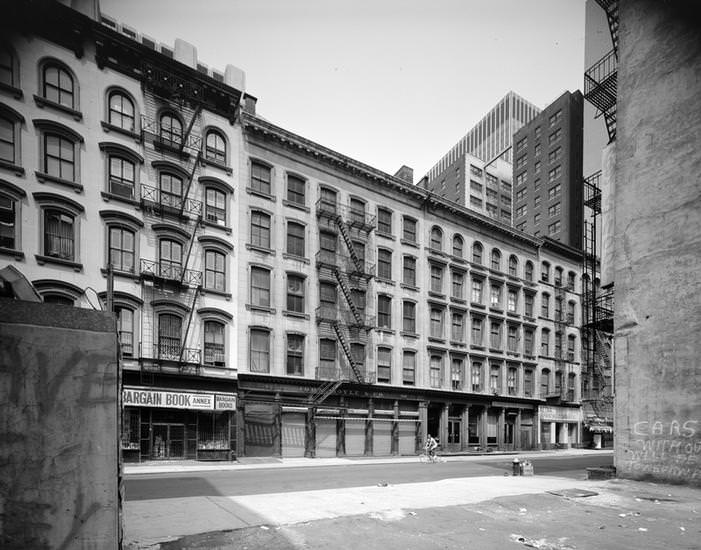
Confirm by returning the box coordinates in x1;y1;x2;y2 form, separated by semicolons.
619;419;701;482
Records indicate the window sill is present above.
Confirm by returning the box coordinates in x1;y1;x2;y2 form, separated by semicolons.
36;171;83;192
523;316;537;323
202;288;232;299
101;191;140;207
100;267;140;281
0;82;23;100
376;231;395;241
375;277;395;286
203;220;232;234
36;254;83;271
489;307;504;314
400;239;418;248
283;310;310;320
100;121;142;142
282;200;310;213
376;327;395;335
450;297;467;305
428;336;446;344
33;95;83;121
450;341;467;348
153;139;190;159
488;348;503;354
470;262;486;271
450;256;468;265
400;331;418;339
282;253;310;264
428;291;446;300
506;351;520;357
470;302;486;309
400;283;419;292
0;159;25;177
246;304;276;314
0;247;24;260
470;345;486;351
246;187;277;202
246;244;276;256
202;157;233;175
507;311;520;318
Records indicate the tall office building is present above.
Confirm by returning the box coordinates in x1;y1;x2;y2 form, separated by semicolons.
512;91;584;249
426;91;540;183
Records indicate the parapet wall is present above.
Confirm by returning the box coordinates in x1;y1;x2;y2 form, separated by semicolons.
0;299;120;548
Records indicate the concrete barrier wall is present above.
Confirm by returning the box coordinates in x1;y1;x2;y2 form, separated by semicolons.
0;299;120;548
613;1;701;486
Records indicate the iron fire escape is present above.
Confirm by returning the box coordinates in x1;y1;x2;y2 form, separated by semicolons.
313;198;376;403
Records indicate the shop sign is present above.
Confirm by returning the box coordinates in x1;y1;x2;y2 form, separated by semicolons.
539;405;582;422
215;394;237;410
123;388;229;411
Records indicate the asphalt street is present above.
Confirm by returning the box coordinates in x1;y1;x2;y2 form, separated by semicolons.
125;454;614;501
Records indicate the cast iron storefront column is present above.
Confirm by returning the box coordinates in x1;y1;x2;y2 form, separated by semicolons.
418;401;428;450
497;407;506;449
515;409;523;450
365;398;374;456
272;395;282;458
236;394;245;458
305;406;316;458
462;405;470;452
440;402;449;449
391;400;399;455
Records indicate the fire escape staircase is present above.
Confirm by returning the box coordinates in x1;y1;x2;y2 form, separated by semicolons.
310;379;344;405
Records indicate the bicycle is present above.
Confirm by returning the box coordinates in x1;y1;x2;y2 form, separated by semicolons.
419;448;445;463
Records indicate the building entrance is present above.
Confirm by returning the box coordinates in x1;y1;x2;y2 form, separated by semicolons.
151;423;185;459
447;418;461;450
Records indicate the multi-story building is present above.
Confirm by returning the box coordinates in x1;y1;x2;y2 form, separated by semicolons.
512;90;584;249
425;91;540;181
1;0;586;461
421;153;513;225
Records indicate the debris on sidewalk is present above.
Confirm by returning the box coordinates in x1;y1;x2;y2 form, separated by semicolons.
509;533;575;549
547;488;599;499
377;480;388;487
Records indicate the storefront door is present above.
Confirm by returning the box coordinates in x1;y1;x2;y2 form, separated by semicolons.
152;423;185;459
447;419;461;450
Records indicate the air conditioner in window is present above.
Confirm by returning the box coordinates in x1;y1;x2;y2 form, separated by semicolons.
110;180;134;199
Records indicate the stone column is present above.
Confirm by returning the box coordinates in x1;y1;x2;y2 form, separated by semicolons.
462;405;470;451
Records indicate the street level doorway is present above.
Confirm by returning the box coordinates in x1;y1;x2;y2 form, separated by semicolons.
152;423;185;459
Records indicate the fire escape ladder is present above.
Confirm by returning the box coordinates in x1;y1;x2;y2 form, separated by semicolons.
310;380;343;405
179;150;203;218
177;286;201;366
334;215;363;273
331;321;363;383
334;268;362;325
595;0;619;55
181;104;203;151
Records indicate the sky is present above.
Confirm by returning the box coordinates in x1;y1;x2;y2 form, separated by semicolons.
100;0;586;181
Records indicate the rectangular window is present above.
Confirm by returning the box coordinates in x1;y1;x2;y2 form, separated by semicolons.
568;335;576;362
470;180;482;193
377;207;392;235
471;362;482;392
567;301;576;324
490;322;501;349
548;128;562;144
286;274;305;313
402;256;416;287
377;347;392;383
378;248;392;280
525;293;534;317
507;325;518;352
286;334;304;376
470;196;483;209
205;250;226;291
555;297;563;321
516;188;527;201
116;307;134;357
524;369;533;396
451;271;464;299
286;174;305;206
319;339;336;375
205;188;227;225
402;216;416;242
430;264;443;294
541;294;549;318
516;205;527;218
471;279;483;303
534;213;541;224
402;301;416;333
549;109;562;126
541;330;550;356
451;358;463;390
507;289;517;312
203;321;225;366
548;165;562;183
285;222;305;257
470;165;483;177
251;266;271;308
516;154;527;169
251;161;271;194
430;308;443;339
534;143;541;156
534;194;541;207
45;134;75;181
507;367;517;395
250;329;270;373
490;284;502;308
534;160;541;174
0;117;15;164
555;332;563;359
377;295;392;329
524;329;534;355
515;137;527;152
451;312;464;342
548;220;561;235
44;209;75;260
109;227;134;273
430;355;442;388
471;317;483;345
402;351;415;385
515;172;526;186
251;211;271;249
490;365;500;393
548;147;562;163
109;156;135;199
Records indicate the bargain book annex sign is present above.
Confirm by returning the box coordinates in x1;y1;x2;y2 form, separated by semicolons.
123;387;236;411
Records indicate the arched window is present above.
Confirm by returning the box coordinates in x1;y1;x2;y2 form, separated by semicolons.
490;248;501;271
452;235;464;258
0;181;24;251
0;103;24;168
540;368;550;396
541;328;550;356
116;307;135;357
34;119;84;185
159;172;183;209
42;62;75;108
0;44;18;88
541;261;550;282
554;266;563;286
525;261;534;282
33;191;84;267
472;241;483;264
157;313;182;360
567;271;576;291
205;129;227;164
33;279;83;306
159;112;182;147
508;255;518;277
108;89;136;131
430;226;443;251
204;320;226;366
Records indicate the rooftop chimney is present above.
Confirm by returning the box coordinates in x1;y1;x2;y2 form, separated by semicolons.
394;165;414;185
69;0;100;20
174;38;197;69
225;64;246;92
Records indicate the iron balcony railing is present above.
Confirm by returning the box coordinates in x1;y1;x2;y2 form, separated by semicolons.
152;343;201;364
140;258;203;287
315;304;375;327
315;250;375;277
141;114;203;154
140;184;203;218
584;48;617;114
315;198;377;231
584;171;602;212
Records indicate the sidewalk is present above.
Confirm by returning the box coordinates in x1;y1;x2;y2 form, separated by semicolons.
123;448;613;475
124;470;701;550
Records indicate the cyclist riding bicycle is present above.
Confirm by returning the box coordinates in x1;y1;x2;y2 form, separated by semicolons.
425;434;439;458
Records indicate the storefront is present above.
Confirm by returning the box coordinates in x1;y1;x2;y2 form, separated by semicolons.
538;405;583;448
121;386;237;462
